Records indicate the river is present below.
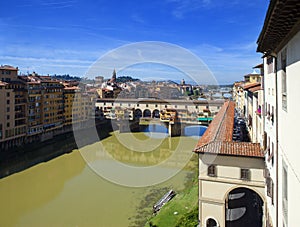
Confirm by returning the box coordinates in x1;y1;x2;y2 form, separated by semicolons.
0;124;205;227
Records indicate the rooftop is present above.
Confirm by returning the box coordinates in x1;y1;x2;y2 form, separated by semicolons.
0;65;18;71
194;100;264;158
249;85;262;93
195;101;234;147
243;82;261;90
257;0;300;53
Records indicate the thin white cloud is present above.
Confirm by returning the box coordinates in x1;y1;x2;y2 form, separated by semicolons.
190;42;262;84
0;56;93;64
166;0;212;18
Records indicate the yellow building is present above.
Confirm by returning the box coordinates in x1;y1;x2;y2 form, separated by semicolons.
26;81;43;140
40;78;64;132
63;85;93;128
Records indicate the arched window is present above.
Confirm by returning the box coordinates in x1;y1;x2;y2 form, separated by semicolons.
207;218;217;227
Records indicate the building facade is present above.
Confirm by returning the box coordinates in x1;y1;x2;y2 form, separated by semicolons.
0;66;27;149
257;0;300;226
0;67;94;150
194;101;266;227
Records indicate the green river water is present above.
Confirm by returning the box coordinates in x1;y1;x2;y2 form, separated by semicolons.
0;129;199;227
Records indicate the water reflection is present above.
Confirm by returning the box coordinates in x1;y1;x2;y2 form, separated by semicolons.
183;125;207;137
143;124;168;139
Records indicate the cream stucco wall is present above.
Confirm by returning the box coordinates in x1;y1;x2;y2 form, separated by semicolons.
198;154;265;227
276;30;300;227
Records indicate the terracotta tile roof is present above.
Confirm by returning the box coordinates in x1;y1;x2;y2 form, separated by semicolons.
0;65;18;71
64;86;79;90
194;100;264;158
243;82;261;90
195;141;263;158
196;101;235;147
249;85;262;93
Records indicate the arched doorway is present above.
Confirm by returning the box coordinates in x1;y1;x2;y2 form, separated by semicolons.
225;187;263;227
134;109;142;119
207;218;218;227
152;109;160;118
143;109;151;118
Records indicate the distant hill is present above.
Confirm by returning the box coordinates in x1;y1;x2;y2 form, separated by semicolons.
116;76;140;83
51;74;81;81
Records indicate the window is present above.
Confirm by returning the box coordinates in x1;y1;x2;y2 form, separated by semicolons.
7;122;10;127
271;106;274;124
263;132;267;151
206;218;217;227
282;161;288;226
6;100;10;105
267;137;270;156
6;115;9;120
281;49;287;111
267;104;270;119
267;56;274;74
240;169;250;180
6;107;10;112
207;165;216;177
6;92;10;97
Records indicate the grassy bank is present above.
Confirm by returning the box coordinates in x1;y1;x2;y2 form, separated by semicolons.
144;172;199;227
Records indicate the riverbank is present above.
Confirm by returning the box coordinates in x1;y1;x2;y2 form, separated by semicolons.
124;153;199;227
0;120;113;179
144;164;199;227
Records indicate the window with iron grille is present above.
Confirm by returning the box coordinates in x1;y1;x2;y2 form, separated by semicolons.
240;169;250;180
207;165;216;177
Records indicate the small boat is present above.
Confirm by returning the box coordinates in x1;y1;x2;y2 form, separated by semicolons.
153;190;176;213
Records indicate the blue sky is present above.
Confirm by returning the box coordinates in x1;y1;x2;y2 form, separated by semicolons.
0;0;269;84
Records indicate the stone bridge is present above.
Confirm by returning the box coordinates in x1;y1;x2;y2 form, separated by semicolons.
95;98;224;136
95;98;224;119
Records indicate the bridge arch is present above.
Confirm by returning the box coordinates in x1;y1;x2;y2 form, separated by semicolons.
134;109;142;119
143;109;151;118
152;109;160;118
